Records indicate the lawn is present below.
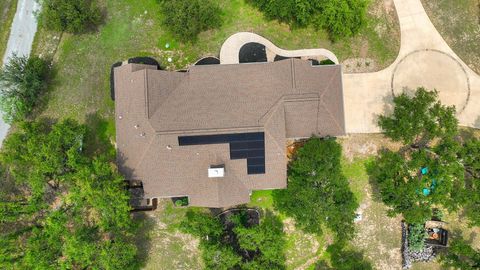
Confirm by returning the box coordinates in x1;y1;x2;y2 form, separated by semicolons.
31;0;399;126
0;0;17;65
421;0;480;74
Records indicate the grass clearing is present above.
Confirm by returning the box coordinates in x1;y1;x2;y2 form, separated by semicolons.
421;0;480;74
0;0;17;66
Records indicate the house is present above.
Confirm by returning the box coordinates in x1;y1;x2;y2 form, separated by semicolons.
114;59;346;208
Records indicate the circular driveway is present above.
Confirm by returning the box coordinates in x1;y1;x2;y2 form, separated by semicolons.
392;49;470;113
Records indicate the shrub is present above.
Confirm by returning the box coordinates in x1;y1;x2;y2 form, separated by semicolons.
248;0;369;40
160;0;222;42
0;55;49;123
407;223;427;251
39;0;101;33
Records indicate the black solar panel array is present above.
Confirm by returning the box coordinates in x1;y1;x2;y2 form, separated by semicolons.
178;132;265;175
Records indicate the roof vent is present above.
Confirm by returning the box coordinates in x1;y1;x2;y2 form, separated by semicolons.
208;165;225;178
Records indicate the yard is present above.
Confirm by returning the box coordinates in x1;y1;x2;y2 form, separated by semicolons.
0;0;17;65
31;0;399;125
421;0;480;74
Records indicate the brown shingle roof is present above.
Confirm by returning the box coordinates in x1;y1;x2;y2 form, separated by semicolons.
114;59;345;208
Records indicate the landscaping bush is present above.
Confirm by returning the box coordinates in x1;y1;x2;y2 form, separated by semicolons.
248;0;369;40
407;223;427;252
0;55;49;123
273;137;358;240
160;0;222;42
39;0;101;33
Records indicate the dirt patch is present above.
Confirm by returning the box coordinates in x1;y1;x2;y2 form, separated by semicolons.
421;0;480;74
339;133;402;161
352;187;403;270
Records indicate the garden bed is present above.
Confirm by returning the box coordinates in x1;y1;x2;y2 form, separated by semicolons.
239;42;267;63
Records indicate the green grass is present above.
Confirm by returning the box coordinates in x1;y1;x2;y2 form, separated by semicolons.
0;0;17;66
421;0;480;74
31;0;399;126
249;189;274;209
342;157;373;203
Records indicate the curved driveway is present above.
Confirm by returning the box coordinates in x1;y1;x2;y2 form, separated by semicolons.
343;0;480;133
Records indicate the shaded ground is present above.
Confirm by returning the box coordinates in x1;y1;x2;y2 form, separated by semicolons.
134;200;203;270
421;0;480;75
0;0;17;66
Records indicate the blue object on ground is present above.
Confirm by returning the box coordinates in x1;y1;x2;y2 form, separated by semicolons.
421;167;429;175
423;188;431;196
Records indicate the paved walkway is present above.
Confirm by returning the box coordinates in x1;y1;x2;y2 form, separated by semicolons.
343;0;480;133
0;0;40;145
220;32;339;64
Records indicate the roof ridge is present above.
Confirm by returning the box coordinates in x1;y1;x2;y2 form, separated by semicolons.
147;70;188;120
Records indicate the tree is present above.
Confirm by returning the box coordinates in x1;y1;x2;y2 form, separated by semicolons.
369;88;464;224
0;55;49;123
440;238;480;269
378;88;458;147
0;119;137;269
273;138;358;240
233;211;286;269
248;0;368;40
317;0;368;40
458;138;480;226
39;0;101;33
160;0;222;42
180;209;286;270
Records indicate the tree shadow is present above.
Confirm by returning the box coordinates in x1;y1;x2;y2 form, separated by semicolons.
29;58;58;121
314;241;373;270
84;112;116;159
132;211;155;268
364;148;388;203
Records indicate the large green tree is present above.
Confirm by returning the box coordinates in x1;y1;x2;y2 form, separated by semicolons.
440;238;480;269
0;55;49;123
273;138;358;240
249;0;368;40
369;88;467;224
180;209;286;270
39;0;101;33
160;0;222;42
458;138;480;226
0;119;137;269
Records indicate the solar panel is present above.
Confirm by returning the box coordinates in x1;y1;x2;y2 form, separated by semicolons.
178;132;266;175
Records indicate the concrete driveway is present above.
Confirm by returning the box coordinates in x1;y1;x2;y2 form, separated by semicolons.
343;0;480;133
0;0;40;146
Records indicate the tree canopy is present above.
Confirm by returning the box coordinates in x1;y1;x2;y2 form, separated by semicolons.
0;55;49;123
273;138;358;240
39;0;101;33
180;209;286;270
369;88;477;224
249;0;368;40
0;119;137;269
160;0;222;42
440;238;480;270
378;88;458;146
